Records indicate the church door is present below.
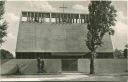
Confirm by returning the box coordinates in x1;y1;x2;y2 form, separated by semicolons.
62;59;78;72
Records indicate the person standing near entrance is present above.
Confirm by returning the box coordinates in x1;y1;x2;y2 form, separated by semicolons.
37;57;41;73
40;59;45;73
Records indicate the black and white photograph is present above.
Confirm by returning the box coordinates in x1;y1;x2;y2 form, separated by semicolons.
0;0;128;82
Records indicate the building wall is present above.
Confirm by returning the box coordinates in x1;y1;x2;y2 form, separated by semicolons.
1;59;38;75
1;59;61;75
78;59;90;73
16;22;113;53
44;59;61;73
78;59;127;73
1;59;127;75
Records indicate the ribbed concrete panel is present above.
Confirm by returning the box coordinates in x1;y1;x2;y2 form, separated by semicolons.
16;22;113;53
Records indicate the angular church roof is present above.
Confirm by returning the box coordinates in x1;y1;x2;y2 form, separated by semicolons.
16;22;113;53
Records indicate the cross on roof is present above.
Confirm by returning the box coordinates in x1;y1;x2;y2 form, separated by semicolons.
59;2;67;13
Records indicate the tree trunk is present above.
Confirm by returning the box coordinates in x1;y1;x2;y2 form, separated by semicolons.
90;51;95;74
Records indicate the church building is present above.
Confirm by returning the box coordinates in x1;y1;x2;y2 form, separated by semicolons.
15;11;114;72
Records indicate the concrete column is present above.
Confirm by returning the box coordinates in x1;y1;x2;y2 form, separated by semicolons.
81;18;82;23
69;14;71;23
29;12;31;22
84;15;86;23
70;14;72;23
31;12;34;22
75;15;78;23
39;13;41;23
43;14;45;23
27;12;28;21
61;14;63;23
37;12;39;22
66;14;68;23
28;12;31;22
55;14;57;23
41;13;43;23
33;12;35;22
67;14;69;23
49;13;51;23
60;14;62;23
72;14;74;23
59;14;60;23
79;14;80;23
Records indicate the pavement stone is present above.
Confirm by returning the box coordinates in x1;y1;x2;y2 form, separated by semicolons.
1;73;128;81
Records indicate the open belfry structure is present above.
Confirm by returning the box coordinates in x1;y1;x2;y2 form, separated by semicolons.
16;11;114;72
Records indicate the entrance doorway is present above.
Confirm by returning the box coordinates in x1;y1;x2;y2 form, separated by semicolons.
62;59;78;72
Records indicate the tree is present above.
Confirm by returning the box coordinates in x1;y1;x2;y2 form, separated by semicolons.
124;44;128;58
113;48;124;58
125;44;128;48
0;1;7;47
0;49;14;59
86;1;117;74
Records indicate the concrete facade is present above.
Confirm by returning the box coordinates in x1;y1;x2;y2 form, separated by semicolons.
44;59;61;73
16;22;113;53
78;59;127;73
1;59;127;75
16;22;113;59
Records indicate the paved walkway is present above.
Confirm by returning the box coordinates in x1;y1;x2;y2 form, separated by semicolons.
1;73;128;81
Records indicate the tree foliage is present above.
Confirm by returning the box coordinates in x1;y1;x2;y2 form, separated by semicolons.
125;44;128;48
86;1;117;51
86;1;117;74
113;49;124;58
124;44;128;58
0;1;7;47
0;49;14;59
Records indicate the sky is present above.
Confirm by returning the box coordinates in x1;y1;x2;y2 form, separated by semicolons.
1;0;128;56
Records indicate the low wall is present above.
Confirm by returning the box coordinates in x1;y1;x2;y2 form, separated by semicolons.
17;59;38;74
1;59;127;75
78;59;127;73
44;59;61;73
1;59;61;75
1;59;38;75
127;59;128;71
78;59;90;73
1;59;17;75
